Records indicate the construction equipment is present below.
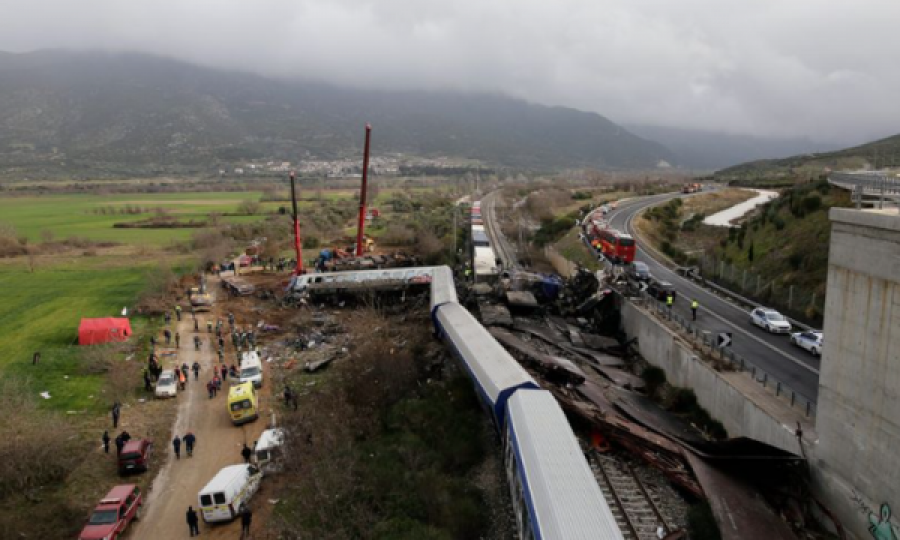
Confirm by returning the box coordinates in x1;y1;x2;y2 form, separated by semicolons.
189;276;214;311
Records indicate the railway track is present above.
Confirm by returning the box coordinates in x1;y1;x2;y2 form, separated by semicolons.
482;191;518;269
590;451;675;540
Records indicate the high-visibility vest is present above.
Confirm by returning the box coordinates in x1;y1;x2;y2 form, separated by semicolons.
666;296;673;306
691;301;699;309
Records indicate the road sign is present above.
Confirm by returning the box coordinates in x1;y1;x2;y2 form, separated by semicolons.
717;332;733;348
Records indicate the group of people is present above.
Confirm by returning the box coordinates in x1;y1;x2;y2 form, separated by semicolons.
172;432;197;459
100;429;131;455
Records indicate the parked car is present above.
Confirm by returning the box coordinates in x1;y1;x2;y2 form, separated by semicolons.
750;308;792;334
79;484;142;540
626;261;651;281
155;369;178;398
646;280;677;302
791;331;823;356
118;439;153;476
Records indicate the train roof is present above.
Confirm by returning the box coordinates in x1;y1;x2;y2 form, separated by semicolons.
506;390;624;540
435;303;537;426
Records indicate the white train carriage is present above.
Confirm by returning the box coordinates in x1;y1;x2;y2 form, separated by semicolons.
474;245;499;281
434;302;538;428
505;390;624;540
289;266;438;293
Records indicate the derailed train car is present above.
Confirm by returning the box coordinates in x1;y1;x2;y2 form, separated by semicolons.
289;265;624;539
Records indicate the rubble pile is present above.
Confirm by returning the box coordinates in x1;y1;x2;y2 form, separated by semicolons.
471;267;809;540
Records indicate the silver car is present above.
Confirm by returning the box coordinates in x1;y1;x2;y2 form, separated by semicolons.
749;308;792;334
790;331;823;356
155;369;178;398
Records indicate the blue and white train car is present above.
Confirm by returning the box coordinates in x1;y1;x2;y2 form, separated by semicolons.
434;301;538;428
505;390;625;540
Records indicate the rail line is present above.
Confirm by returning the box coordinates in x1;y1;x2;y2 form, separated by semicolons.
590;451;674;540
481;191;518;269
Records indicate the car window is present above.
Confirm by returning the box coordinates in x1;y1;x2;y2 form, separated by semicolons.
89;510;119;525
200;494;212;506
766;312;785;321
213;493;227;504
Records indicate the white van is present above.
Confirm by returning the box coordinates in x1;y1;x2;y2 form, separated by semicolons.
254;428;286;474
198;464;262;523
239;351;263;388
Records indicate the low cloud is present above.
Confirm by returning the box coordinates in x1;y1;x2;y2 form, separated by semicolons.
1;0;898;144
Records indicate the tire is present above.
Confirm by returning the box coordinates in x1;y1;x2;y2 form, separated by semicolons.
812;348;820;357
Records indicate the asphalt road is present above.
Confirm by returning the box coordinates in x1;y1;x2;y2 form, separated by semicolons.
602;194;822;406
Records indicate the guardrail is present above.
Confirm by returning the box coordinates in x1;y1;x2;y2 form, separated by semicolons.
635;290;817;419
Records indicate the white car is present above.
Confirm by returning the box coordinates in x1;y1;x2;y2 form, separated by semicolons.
749;307;792;334
791;331;823;356
155;369;178;398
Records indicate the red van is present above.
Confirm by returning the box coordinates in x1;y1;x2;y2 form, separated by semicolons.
117;439;153;475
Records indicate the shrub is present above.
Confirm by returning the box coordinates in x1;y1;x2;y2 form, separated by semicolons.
641;366;667;399
773;216;786;230
801;194;822;213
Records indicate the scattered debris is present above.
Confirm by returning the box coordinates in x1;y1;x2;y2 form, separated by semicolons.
40;391;51;399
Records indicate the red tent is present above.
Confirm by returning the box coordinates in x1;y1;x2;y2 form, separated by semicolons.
78;318;132;346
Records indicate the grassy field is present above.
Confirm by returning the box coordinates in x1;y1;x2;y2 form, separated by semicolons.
0;255;158;412
0;188;442;246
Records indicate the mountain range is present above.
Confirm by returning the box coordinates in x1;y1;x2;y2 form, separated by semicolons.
0;50;674;177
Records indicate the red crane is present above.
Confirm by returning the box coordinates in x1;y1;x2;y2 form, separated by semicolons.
355;124;373;257
289;170;304;275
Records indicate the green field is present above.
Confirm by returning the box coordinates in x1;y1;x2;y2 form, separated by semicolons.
0;256;156;412
0;189;434;246
0;192;292;245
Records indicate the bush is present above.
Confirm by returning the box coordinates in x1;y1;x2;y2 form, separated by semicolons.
773;216;786;230
801;194;822;213
641;366;667;399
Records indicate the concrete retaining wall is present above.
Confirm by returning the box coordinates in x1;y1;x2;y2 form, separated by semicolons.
620;300;802;455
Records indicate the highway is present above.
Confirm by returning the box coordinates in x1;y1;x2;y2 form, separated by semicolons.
603;194;822;406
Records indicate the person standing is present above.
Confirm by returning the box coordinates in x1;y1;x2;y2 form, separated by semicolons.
173;435;182;459
164;311;171;325
192;361;201;381
218;349;224;364
666;294;674;316
220;364;228;381
194;318;200;332
143;368;152;392
164;329;172;346
111;402;120;428
184;432;196;457
207;320;213;333
186;506;200;537
691;299;699;321
241;443;252;464
32;351;40;365
175;332;181;348
102;430;110;454
207;380;215;399
194;335;201;351
240;506;252;537
175;305;182;322
115;433;125;455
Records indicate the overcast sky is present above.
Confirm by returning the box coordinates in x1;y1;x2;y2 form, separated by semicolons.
2;0;898;145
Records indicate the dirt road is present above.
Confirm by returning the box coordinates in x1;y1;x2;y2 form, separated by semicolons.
132;282;270;539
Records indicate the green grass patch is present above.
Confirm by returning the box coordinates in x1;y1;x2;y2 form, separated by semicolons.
554;228;600;272
0;257;154;412
0;192;280;245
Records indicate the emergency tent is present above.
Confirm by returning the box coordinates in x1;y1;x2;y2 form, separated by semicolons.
78;317;132;345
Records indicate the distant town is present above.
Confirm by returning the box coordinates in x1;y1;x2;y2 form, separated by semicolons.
221;155;481;177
